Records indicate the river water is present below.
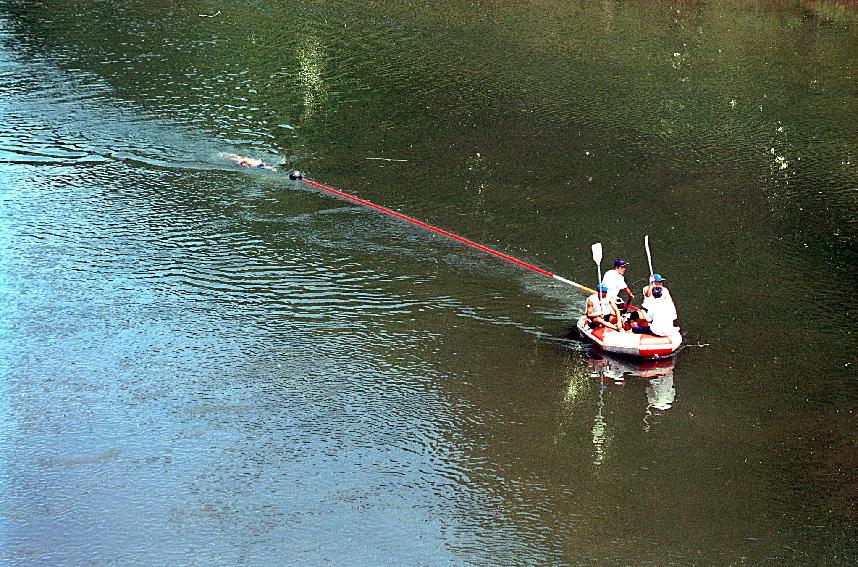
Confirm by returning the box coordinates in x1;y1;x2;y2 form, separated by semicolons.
1;1;856;565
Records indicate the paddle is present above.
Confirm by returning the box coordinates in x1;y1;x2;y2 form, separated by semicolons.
591;242;603;290
644;234;654;278
590;242;621;331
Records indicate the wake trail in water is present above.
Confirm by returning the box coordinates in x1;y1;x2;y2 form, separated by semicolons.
0;40;281;175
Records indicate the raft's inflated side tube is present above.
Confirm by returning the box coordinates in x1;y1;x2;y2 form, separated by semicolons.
577;316;681;359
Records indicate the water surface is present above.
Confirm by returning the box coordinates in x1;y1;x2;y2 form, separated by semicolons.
1;1;856;565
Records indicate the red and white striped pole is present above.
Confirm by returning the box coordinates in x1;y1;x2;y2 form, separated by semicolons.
289;170;595;295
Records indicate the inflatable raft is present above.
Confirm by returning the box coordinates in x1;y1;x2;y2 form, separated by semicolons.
576;315;682;359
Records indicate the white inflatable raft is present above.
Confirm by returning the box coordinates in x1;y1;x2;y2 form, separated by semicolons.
577;315;682;359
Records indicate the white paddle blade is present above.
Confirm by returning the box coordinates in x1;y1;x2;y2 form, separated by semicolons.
591;242;603;264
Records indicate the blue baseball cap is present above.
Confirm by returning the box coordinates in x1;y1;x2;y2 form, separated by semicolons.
652;273;664;282
613;258;628;267
596;283;608;292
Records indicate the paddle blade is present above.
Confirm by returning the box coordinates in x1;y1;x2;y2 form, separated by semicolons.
591;242;603;264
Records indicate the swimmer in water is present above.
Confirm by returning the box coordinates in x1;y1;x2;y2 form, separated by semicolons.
221;152;278;172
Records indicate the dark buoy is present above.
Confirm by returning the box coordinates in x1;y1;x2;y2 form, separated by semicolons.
288;170;303;180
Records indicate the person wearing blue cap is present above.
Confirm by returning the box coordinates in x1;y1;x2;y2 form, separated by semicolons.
642;273;672;309
221;152;279;172
585;283;623;331
636;273;679;336
603;258;635;309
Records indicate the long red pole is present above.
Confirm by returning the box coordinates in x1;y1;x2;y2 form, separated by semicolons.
294;173;594;294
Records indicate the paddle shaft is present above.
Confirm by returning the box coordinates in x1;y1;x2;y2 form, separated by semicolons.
645;235;654;277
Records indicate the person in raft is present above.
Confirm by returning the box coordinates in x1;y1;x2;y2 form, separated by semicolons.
632;274;679;336
586;283;623;332
602;258;635;309
221;152;278;172
642;273;673;306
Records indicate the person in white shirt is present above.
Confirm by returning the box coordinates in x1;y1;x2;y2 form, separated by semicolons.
602;258;635;308
585;284;623;331
635;275;679;337
642;273;672;306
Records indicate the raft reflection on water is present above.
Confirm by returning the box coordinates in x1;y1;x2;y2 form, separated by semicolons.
586;354;676;412
577;354;677;465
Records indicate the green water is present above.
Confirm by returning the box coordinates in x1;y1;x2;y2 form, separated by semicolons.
1;1;856;565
